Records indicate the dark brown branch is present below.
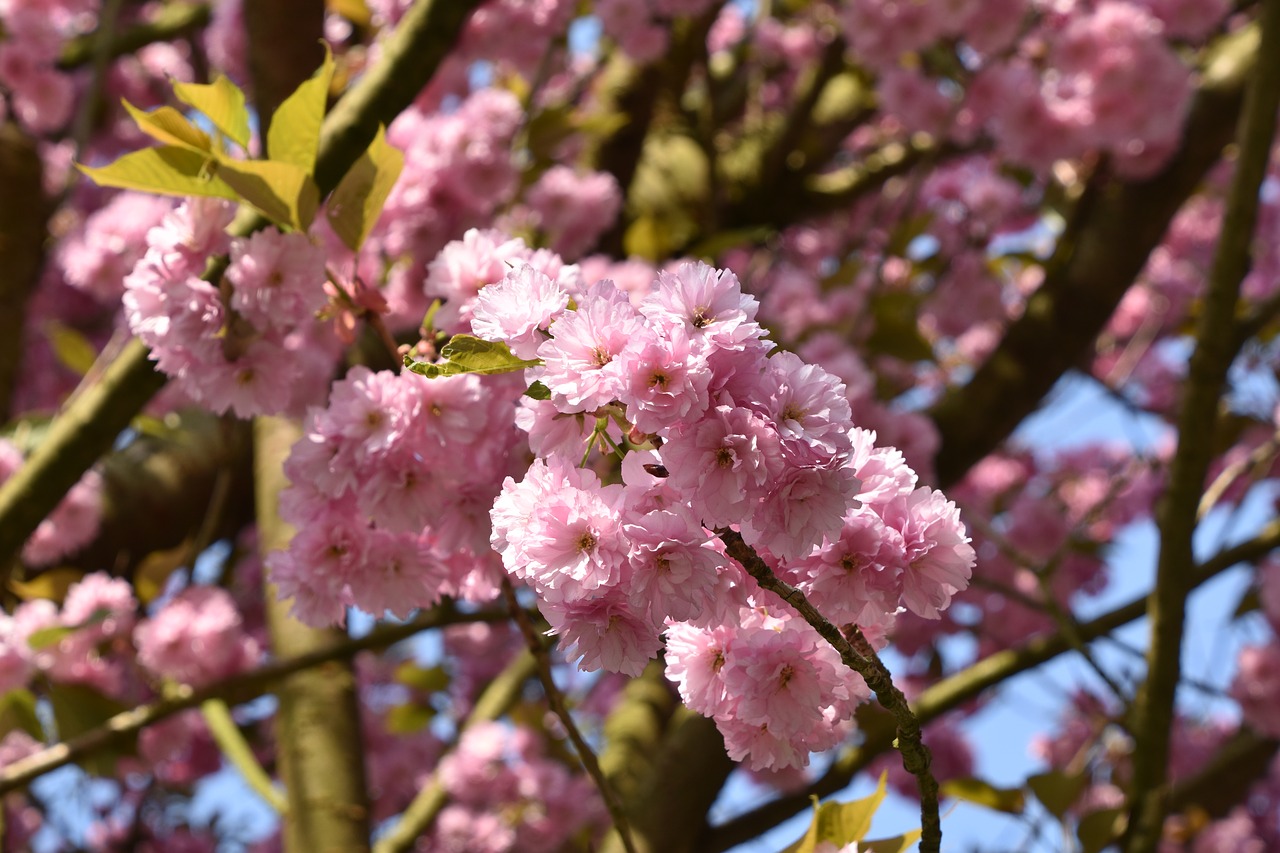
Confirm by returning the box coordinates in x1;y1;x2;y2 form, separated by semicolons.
930;22;1263;488
718;530;941;853
0;0;484;582
57;2;212;71
700;520;1280;852
0;606;508;795
0;123;50;422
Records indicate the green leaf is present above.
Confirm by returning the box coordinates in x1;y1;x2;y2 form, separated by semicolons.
1027;769;1088;819
172;75;251;149
27;607;112;650
524;381;551;401
0;689;44;741
268;47;335;172
782;772;889;853
48;683;130;776
328;0;372;26
385;703;435;734
217;159;320;231
940;777;1026;814
45;321;97;376
121;100;212;152
1077;806;1126;853
861;829;923;853
325;124;404;251
394;662;450;693
403;335;539;378
78;146;239;200
9;568;86;603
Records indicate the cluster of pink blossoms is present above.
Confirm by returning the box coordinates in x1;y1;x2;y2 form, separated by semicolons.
268;365;525;625
0;573;257;699
0;437;102;567
123;199;340;418
475;256;975;768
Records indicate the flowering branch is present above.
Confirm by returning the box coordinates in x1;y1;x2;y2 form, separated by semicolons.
717;529;941;853
1126;0;1280;847
0;606;507;795
502;579;641;853
930;19;1263;488
702;519;1280;852
0;0;484;579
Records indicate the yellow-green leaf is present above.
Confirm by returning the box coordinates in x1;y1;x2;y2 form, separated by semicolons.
1027;769;1088;819
172;75;251;149
403;335;539;379
0;689;43;741
78;146;239;200
385;703;435;734
45;321;97;376
862;829;923;853
217;159;320;231
48;682;129;776
133;540;191;604
121;100;212;152
394;662;450;693
326;124;404;251
940;777;1026;814
9;568;87;603
26;607;111;650
1078;806;1126;853
782;772;889;853
327;0;372;26
268;47;335;172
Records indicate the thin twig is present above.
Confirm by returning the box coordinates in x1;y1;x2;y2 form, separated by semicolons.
501;578;640;853
0;606;506;794
701;519;1280;853
717;529;941;853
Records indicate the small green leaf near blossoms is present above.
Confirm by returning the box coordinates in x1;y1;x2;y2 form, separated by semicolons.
393;661;451;692
77;146;239;201
402;335;540;378
939;776;1026;814
860;829;924;853
1077;806;1127;853
45;321;98;376
524;381;551;400
268;46;335;172
783;772;889;853
121;100;213;152
0;688;43;742
26;606;113;650
1027;768;1088;818
326;124;404;251
172;75;252;150
217;158;320;232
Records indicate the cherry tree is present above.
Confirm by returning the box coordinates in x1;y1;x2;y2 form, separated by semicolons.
0;1;1279;851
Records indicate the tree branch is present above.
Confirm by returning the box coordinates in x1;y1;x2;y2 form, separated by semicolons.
700;520;1280;852
0;122;50;422
257;416;370;852
718;530;941;853
1124;2;1280;848
0;0;484;582
930;22;1263;488
57;2;212;71
0;606;507;795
